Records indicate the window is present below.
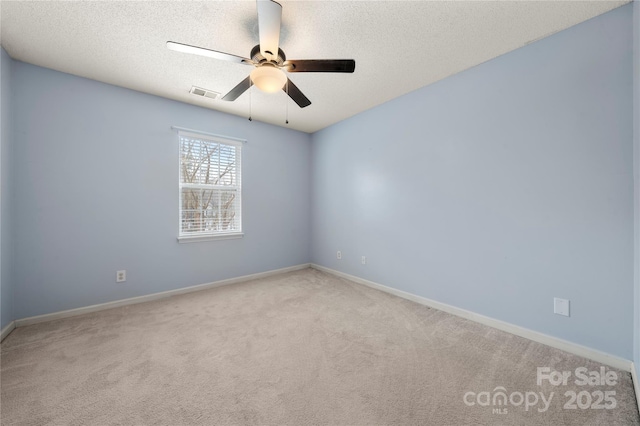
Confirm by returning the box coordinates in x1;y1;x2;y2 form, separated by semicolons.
178;130;242;242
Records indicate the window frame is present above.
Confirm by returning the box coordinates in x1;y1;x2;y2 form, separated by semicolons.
176;130;244;243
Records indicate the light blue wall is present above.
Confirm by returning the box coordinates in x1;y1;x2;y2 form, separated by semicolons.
1;47;14;329
311;5;634;359
11;61;311;319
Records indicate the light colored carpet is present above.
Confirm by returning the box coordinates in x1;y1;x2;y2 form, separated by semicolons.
1;268;638;425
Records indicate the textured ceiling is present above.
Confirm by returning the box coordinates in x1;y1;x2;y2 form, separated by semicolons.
0;0;629;133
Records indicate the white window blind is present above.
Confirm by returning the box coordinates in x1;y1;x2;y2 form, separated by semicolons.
178;131;242;240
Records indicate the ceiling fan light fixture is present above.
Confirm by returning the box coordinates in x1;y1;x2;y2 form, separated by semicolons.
250;65;287;93
168;0;354;108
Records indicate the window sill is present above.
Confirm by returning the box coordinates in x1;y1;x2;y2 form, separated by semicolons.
177;233;244;244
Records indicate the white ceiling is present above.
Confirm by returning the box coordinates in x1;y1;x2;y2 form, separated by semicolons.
0;0;629;133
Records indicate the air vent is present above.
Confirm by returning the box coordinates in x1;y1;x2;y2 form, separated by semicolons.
189;86;220;100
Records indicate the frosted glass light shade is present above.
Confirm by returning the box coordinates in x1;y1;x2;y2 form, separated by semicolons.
250;66;287;93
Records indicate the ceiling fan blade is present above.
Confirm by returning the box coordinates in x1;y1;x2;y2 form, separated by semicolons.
221;76;253;101
283;78;311;108
256;0;282;62
284;59;356;73
167;41;254;65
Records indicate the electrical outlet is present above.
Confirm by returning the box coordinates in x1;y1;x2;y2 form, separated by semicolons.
337;251;342;260
116;270;127;283
361;256;366;265
553;297;569;317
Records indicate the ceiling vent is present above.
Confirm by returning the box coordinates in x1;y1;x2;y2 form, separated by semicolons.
189;86;220;100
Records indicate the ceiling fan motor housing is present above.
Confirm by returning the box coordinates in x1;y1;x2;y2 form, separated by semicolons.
251;44;286;66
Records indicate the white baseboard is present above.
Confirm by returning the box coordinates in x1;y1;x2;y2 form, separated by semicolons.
311;264;634;373
632;362;640;416
15;263;311;328
0;321;16;342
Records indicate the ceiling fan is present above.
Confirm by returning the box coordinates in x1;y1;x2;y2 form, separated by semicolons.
167;0;355;109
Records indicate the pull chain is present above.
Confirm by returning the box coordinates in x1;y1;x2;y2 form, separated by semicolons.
285;79;289;125
248;82;253;122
